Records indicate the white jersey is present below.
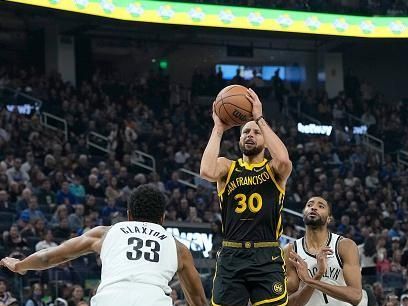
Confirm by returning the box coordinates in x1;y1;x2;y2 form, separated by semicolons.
294;232;350;306
91;221;178;306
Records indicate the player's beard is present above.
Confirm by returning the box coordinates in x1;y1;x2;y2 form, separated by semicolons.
239;142;264;157
304;215;328;228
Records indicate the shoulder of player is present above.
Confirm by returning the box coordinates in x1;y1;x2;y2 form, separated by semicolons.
337;237;359;260
83;226;111;238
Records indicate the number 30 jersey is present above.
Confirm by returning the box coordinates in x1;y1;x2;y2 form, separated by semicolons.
218;158;285;242
97;221;178;296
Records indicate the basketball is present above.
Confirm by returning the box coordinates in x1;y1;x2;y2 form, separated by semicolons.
214;85;253;126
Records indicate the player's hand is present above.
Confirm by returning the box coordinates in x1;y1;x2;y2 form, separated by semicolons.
212;102;232;132
289;251;311;283
0;257;26;275
246;88;262;120
316;247;333;278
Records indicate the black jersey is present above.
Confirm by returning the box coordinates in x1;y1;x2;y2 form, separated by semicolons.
218;158;285;242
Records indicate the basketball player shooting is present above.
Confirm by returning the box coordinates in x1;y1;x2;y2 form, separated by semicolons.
0;185;208;306
285;196;366;306
200;87;292;306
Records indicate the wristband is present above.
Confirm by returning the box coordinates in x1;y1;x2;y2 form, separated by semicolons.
255;115;264;124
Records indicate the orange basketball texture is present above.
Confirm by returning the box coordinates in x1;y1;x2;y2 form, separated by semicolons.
214;85;253;126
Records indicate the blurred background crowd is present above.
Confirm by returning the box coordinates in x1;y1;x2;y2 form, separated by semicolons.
0;62;407;305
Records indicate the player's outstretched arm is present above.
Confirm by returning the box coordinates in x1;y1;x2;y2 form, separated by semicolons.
1;226;109;275
289;239;362;306
246;88;292;185
200;102;232;183
286;245;332;306
175;240;208;306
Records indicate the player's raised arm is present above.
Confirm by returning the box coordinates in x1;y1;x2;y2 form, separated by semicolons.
175;240;208;306
1;226;109;275
289;238;362;306
246;88;292;185
200;102;232;183
287;245;333;306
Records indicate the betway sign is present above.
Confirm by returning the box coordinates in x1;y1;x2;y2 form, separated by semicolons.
298;123;333;136
165;227;213;258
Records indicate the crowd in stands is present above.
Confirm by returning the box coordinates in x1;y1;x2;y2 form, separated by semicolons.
0;63;408;305
163;0;408;16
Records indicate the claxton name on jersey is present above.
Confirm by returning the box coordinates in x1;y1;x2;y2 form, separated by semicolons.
120;225;168;240
227;170;270;196
308;265;341;281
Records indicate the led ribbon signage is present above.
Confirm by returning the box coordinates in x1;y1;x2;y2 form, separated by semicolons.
6;0;408;38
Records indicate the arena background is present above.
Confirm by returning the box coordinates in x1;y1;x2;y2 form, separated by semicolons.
0;0;407;305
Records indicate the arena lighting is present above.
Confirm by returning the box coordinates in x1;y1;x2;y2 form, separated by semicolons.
6;0;408;38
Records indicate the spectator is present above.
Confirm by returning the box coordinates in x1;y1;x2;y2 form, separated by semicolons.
30;218;47;239
53;218;71;240
0;279;17;306
0;190;13;212
116;167;129;189
35;229;58;251
69;176;86;203
21;151;36;173
20;196;45;223
50;205;69;228
85;174;104;197
376;248;391;274
25;283;46;306
337;215;351;235
358;236;377;283
185;207;202;223
100;198;118;222
365;169;380;190
16;187;32;213
373;282;385;306
37;179;56;211
3;224;30;257
56;181;77;206
104;177;122;201
68;204;85;232
174;146;191;165
166;171;184;192
6;158;30;185
73;155;89;179
67;285;85;306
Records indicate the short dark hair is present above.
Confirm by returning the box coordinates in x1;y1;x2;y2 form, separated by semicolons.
128;184;166;224
326;200;332;216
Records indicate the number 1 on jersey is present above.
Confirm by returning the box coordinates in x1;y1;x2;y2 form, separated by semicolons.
234;193;263;213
